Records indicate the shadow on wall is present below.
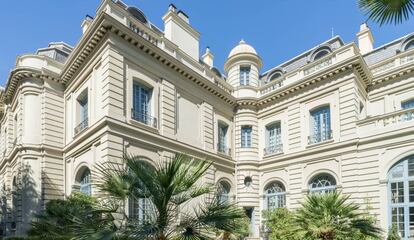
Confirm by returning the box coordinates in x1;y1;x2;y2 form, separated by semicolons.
0;162;64;237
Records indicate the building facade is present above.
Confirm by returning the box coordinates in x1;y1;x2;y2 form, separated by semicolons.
0;0;414;239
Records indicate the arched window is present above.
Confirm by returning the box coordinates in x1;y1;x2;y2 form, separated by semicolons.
264;181;286;210
127;7;148;24
217;181;231;203
313;50;330;60
309;173;336;194
268;71;283;82
388;155;414;239
79;168;91;195
404;40;414;51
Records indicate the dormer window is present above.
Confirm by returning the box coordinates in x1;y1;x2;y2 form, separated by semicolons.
313;49;330;60
268;71;283;82
404;40;414;51
240;66;250;86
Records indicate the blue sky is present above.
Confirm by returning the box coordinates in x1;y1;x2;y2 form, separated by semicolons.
1;0;413;85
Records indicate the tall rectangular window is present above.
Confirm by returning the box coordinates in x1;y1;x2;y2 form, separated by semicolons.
132;83;152;126
241;126;252;148
218;123;228;154
240;66;250;86
309;106;331;144
265;123;282;155
129;197;154;224
402;99;414;121
74;92;88;135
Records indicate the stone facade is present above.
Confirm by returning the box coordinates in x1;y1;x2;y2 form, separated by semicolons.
0;0;413;239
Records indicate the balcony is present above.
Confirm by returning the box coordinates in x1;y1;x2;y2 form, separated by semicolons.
217;143;231;156
264;144;283;156
74;118;88;135
131;109;157;128
308;129;333;145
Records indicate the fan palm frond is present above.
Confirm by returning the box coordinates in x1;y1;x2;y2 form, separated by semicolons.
359;0;414;25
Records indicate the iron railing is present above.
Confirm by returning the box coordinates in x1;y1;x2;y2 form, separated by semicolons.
74;118;88;135
308;129;333;144
264;144;283;156
217;143;231;156
131;110;157;128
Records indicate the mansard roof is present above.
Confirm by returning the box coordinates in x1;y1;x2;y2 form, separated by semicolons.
260;36;344;85
364;32;414;66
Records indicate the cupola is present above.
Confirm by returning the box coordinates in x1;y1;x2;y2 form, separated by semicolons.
224;40;262;88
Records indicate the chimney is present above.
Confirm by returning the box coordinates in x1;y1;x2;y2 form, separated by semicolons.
201;47;214;67
163;5;200;60
81;15;93;34
357;23;374;55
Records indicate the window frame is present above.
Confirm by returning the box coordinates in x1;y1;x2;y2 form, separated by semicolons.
239;66;251;86
308;173;337;194
309;105;332;144
264;181;286;210
241;126;252;148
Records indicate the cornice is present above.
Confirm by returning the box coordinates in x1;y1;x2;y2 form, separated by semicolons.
61;12;236;105
234;55;371;108
1;67;61;104
369;62;414;89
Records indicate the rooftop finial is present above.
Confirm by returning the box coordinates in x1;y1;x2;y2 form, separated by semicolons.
239;39;245;44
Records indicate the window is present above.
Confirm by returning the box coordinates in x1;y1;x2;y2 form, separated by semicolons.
75;92;88;135
264;182;286;210
404;40;414;51
79;169;91;196
128;197;154;224
388;155;414;239
313;50;330;60
265;123;282;155
240;66;250;86
217;181;231;203
268;72;282;82
309;106;332;144
241;126;252;148
132;83;154;127
218;123;229;154
401;99;414;121
309;173;336;194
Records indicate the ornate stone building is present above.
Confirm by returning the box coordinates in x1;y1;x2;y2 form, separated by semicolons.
0;0;414;239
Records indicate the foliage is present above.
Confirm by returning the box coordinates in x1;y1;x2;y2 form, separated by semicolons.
91;153;247;240
28;192;117;240
387;224;401;240
294;192;382;240
359;0;414;25
262;208;302;240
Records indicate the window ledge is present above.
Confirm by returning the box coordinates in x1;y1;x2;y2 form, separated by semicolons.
129;118;159;133
306;138;334;148
263;151;284;158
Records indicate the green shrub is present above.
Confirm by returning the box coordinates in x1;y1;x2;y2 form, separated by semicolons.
262;208;302;240
387;224;401;240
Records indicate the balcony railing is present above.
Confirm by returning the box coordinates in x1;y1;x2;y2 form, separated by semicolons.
308;129;333;145
264;144;283;156
217;143;231;156
74;118;88;135
131;109;157;128
383;108;414;126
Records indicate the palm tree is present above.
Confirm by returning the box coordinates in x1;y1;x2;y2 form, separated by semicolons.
294;192;382;240
359;0;414;25
93;153;246;240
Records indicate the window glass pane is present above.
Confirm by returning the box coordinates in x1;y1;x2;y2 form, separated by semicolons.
133;83;152;124
410;207;414;238
310;106;331;143
402;99;414;110
240;66;250;86
392;207;405;238
241;126;252;148
309;174;336;194
391;182;405;203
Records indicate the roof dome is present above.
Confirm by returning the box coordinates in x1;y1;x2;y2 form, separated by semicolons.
228;39;257;58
